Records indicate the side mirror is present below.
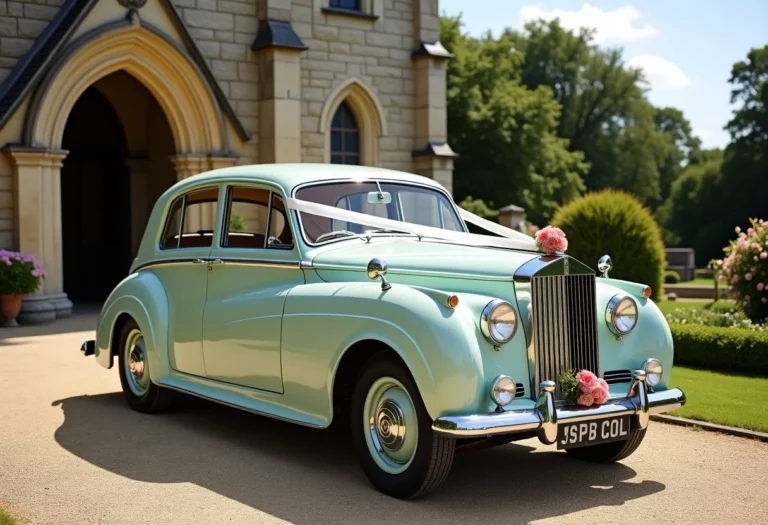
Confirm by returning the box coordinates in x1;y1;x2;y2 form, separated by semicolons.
597;255;612;278
367;257;392;291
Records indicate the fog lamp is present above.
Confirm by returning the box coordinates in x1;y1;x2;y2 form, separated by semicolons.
642;358;663;387
490;375;516;406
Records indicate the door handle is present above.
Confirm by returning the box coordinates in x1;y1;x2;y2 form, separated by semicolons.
192;258;208;264
209;259;225;264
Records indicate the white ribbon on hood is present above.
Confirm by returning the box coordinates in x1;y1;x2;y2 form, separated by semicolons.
285;197;538;251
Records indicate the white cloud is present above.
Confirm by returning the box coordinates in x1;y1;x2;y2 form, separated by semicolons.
626;54;690;92
519;3;660;44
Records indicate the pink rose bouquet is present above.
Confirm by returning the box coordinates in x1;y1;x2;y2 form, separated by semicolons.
534;226;568;254
712;218;768;321
559;369;610;407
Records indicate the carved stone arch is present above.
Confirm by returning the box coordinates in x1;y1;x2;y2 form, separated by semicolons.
319;78;387;166
24;21;228;154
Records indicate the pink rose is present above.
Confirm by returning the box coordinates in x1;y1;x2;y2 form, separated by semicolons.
748;228;755;235
732;275;739;283
757;282;765;291
761;252;767;260
718;273;726;281
746;273;753;281
577;393;595;407
535;226;568;254
752;243;761;251
735;226;741;233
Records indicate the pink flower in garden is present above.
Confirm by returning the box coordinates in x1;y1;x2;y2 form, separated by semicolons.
535;226;568;254
735;226;742;233
718;273;726;281
732;275;739;283
762;297;767;304
745;273;753;281
31;268;42;278
761;252;768;260
744;295;750;302
757;282;765;291
577;393;595;407
752;243;762;251
748;228;755;235
3;259;10;266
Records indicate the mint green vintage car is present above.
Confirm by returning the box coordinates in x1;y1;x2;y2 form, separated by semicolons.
80;164;685;498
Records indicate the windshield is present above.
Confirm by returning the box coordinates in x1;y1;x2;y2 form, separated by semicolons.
295;181;465;243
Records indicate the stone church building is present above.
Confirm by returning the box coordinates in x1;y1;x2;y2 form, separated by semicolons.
0;0;453;322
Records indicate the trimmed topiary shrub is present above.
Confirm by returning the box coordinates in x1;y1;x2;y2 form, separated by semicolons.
671;323;768;375
664;270;681;284
552;190;665;300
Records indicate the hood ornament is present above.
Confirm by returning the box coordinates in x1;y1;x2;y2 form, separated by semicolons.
597;255;612;278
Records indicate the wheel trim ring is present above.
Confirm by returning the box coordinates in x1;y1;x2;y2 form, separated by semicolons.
124;328;150;396
363;377;419;475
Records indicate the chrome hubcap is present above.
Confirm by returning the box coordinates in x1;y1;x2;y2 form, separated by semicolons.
364;377;418;474
124;329;150;396
376;399;406;452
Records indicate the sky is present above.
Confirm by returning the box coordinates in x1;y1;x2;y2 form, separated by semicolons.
439;0;768;149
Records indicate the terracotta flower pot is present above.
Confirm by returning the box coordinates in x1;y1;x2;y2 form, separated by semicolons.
1;293;23;327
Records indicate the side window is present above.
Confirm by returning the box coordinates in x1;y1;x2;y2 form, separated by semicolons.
160;188;219;249
266;194;294;249
222;187;270;248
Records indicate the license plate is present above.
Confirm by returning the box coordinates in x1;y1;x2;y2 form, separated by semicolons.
557;416;631;449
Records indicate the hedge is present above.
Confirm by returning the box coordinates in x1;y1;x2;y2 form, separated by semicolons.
671;323;768;375
664;270;681;284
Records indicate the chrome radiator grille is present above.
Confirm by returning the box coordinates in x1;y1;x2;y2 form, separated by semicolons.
531;274;599;392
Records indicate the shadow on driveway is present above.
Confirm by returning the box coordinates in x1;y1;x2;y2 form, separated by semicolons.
52;393;665;524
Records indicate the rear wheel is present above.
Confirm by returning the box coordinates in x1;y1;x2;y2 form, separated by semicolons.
565;427;647;463
351;353;455;499
117;318;174;413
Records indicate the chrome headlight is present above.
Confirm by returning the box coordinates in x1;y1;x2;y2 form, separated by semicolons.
490;375;516;406
643;358;663;386
606;295;638;336
480;299;518;345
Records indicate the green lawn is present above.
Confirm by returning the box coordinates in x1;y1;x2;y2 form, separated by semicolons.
669;366;768;432
655;299;736;316
683;277;716;286
0;508;16;525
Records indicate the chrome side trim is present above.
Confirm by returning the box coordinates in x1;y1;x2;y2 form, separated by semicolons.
159;383;325;429
432;381;685;439
134;257;303;272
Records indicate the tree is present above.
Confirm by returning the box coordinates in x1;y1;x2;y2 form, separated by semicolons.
441;16;588;226
457;196;499;221
652;107;701;206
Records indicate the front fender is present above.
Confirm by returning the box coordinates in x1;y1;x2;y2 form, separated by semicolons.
95;272;170;381
281;280;530;424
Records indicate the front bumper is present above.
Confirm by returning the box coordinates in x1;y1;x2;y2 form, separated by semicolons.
433;370;686;444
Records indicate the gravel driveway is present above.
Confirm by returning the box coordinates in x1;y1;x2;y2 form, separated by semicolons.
1;314;766;525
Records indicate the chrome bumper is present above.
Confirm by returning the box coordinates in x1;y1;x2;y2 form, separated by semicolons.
433;370;686;443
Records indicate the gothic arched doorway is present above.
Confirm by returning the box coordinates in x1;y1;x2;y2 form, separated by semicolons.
60;71;176;302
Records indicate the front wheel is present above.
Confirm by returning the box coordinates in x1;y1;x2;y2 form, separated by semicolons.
565;427;647;463
117;318;174;413
350;353;455;499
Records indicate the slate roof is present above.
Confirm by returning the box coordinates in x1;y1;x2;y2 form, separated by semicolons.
0;0;250;142
251;20;308;51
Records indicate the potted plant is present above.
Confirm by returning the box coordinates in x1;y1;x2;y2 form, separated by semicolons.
0;250;45;327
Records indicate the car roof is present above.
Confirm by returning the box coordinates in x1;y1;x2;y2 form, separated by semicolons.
176;163;447;195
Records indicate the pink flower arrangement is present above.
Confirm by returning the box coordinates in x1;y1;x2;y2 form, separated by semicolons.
0;249;45;295
559;369;610;407
712;217;768;321
534;226;568;254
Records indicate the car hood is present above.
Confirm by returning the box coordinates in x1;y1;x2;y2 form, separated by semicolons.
309;238;540;280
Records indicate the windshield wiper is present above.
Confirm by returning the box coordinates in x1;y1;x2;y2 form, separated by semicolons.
315;230;367;243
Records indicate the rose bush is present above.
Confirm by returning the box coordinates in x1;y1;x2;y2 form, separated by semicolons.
713;218;768;321
0;250;45;295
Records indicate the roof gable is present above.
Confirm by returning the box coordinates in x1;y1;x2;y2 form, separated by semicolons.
0;0;250;142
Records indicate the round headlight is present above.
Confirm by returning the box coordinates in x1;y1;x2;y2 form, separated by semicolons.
606;295;638;336
643;358;663;387
490;375;516;406
480;300;518;345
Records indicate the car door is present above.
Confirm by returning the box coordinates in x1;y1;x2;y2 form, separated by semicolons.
201;185;304;393
150;186;220;377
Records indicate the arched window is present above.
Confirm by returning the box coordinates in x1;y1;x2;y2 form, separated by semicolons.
330;101;360;165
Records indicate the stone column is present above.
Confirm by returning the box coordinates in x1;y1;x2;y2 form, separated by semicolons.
411;0;456;194
252;20;307;164
3;146;72;322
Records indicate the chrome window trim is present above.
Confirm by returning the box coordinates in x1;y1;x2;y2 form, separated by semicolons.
134;257;305;272
291;178;469;248
158;188;220;251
